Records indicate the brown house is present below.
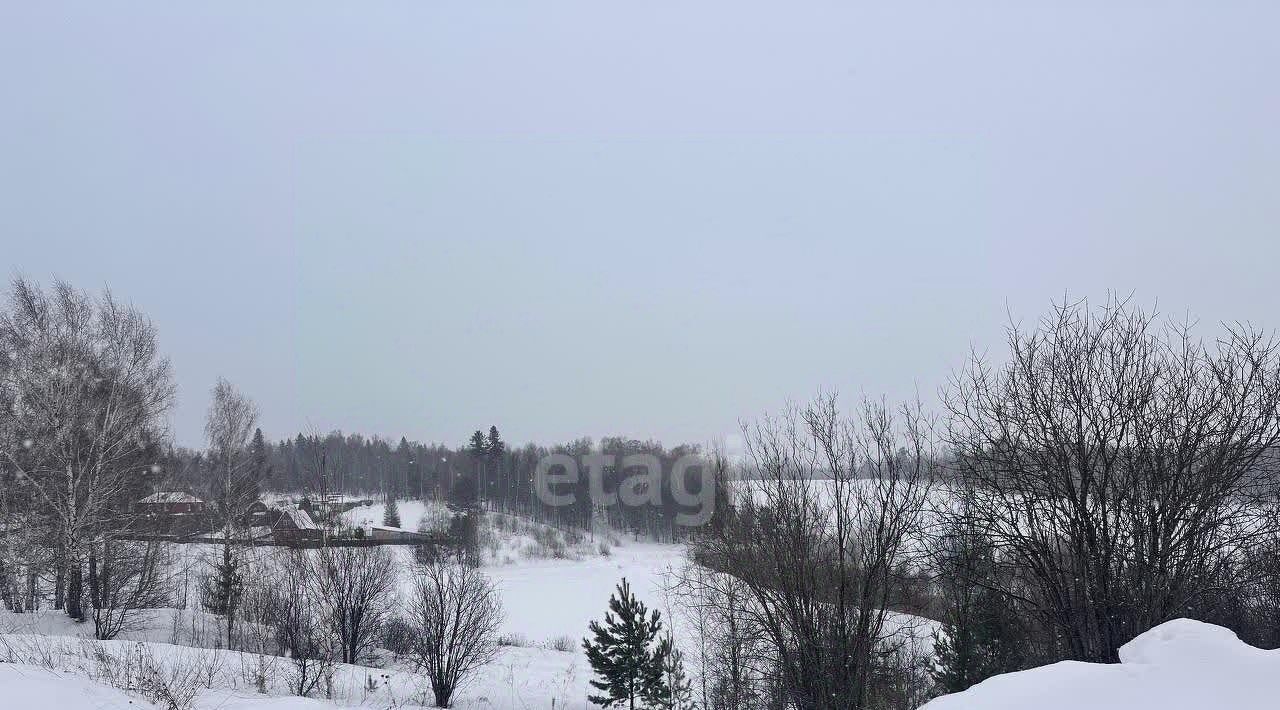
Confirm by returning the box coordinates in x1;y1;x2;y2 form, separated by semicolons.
367;525;429;542
272;507;323;543
136;491;206;515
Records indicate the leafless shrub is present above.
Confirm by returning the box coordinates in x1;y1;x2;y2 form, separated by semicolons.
409;558;505;707
381;615;417;662
238;650;278;695
89;538;173;640
311;545;398;664
946;297;1280;661
272;550;335;697
496;631;527;647
85;642;205;710
545;635;576;653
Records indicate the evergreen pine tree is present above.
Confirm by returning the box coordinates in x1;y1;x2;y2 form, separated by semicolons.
486;426;505;508
384;492;402;528
583;578;669;709
655;634;695;709
202;544;243;637
467;430;488;458
486;426;504;459
931;520;1025;694
250;427;272;485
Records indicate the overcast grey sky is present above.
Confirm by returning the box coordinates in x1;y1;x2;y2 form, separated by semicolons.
2;2;1278;449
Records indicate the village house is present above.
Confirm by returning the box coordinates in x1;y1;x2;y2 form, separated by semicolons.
272;506;323;544
135;491;206;515
365;524;430;542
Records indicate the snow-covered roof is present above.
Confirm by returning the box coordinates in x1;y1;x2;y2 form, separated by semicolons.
138;491;203;504
369;525;420;534
275;506;318;530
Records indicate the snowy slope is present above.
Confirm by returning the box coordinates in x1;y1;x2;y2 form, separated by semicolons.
922;619;1280;710
0;663;157;709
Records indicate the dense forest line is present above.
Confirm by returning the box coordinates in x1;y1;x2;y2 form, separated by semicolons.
158;428;715;543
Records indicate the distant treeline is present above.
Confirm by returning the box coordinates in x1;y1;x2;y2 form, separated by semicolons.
159;429;717;542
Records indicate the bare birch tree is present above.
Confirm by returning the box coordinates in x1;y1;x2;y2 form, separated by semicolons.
202;377;260;648
0;277;173;623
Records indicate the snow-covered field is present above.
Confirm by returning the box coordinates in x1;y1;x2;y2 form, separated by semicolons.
0;502;686;709
342;500;686;649
343;499;445;533
488;541;680;647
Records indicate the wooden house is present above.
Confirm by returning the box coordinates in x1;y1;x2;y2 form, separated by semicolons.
272;507;322;543
136;491;206;515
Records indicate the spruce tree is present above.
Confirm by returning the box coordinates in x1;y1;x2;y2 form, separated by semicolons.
486;426;504;459
250;427;272;485
202;543;243;645
583;578;669;709
467;430;488;458
384;493;402;528
931;584;1024;694
931;519;1025;694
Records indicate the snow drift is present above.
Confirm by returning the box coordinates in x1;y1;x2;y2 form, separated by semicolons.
922;618;1280;710
0;663;159;709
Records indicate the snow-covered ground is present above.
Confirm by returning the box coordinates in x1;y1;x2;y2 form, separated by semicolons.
0;500;947;709
0;629;587;709
488;541;681;647
343;499;446;533
0;663;151;710
0;503;686;709
342;499;686;648
923;618;1280;710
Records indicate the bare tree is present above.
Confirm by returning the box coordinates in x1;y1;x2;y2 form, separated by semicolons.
0;277;173;621
945;297;1280;662
311;545;398;664
88;538;172;640
409;558;504;707
202;377;261;648
667;562;776;710
0;481;50;613
271;549;335;697
690;393;936;710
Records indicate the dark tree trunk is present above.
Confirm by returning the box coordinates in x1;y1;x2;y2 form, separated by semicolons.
54;558;65;610
67;562;83;621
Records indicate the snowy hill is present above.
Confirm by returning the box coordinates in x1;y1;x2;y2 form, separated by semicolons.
0;663;158;710
923;619;1280;710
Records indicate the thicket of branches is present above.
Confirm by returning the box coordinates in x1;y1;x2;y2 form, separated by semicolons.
678;298;1280;707
687;394;937;710
945;298;1280;663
